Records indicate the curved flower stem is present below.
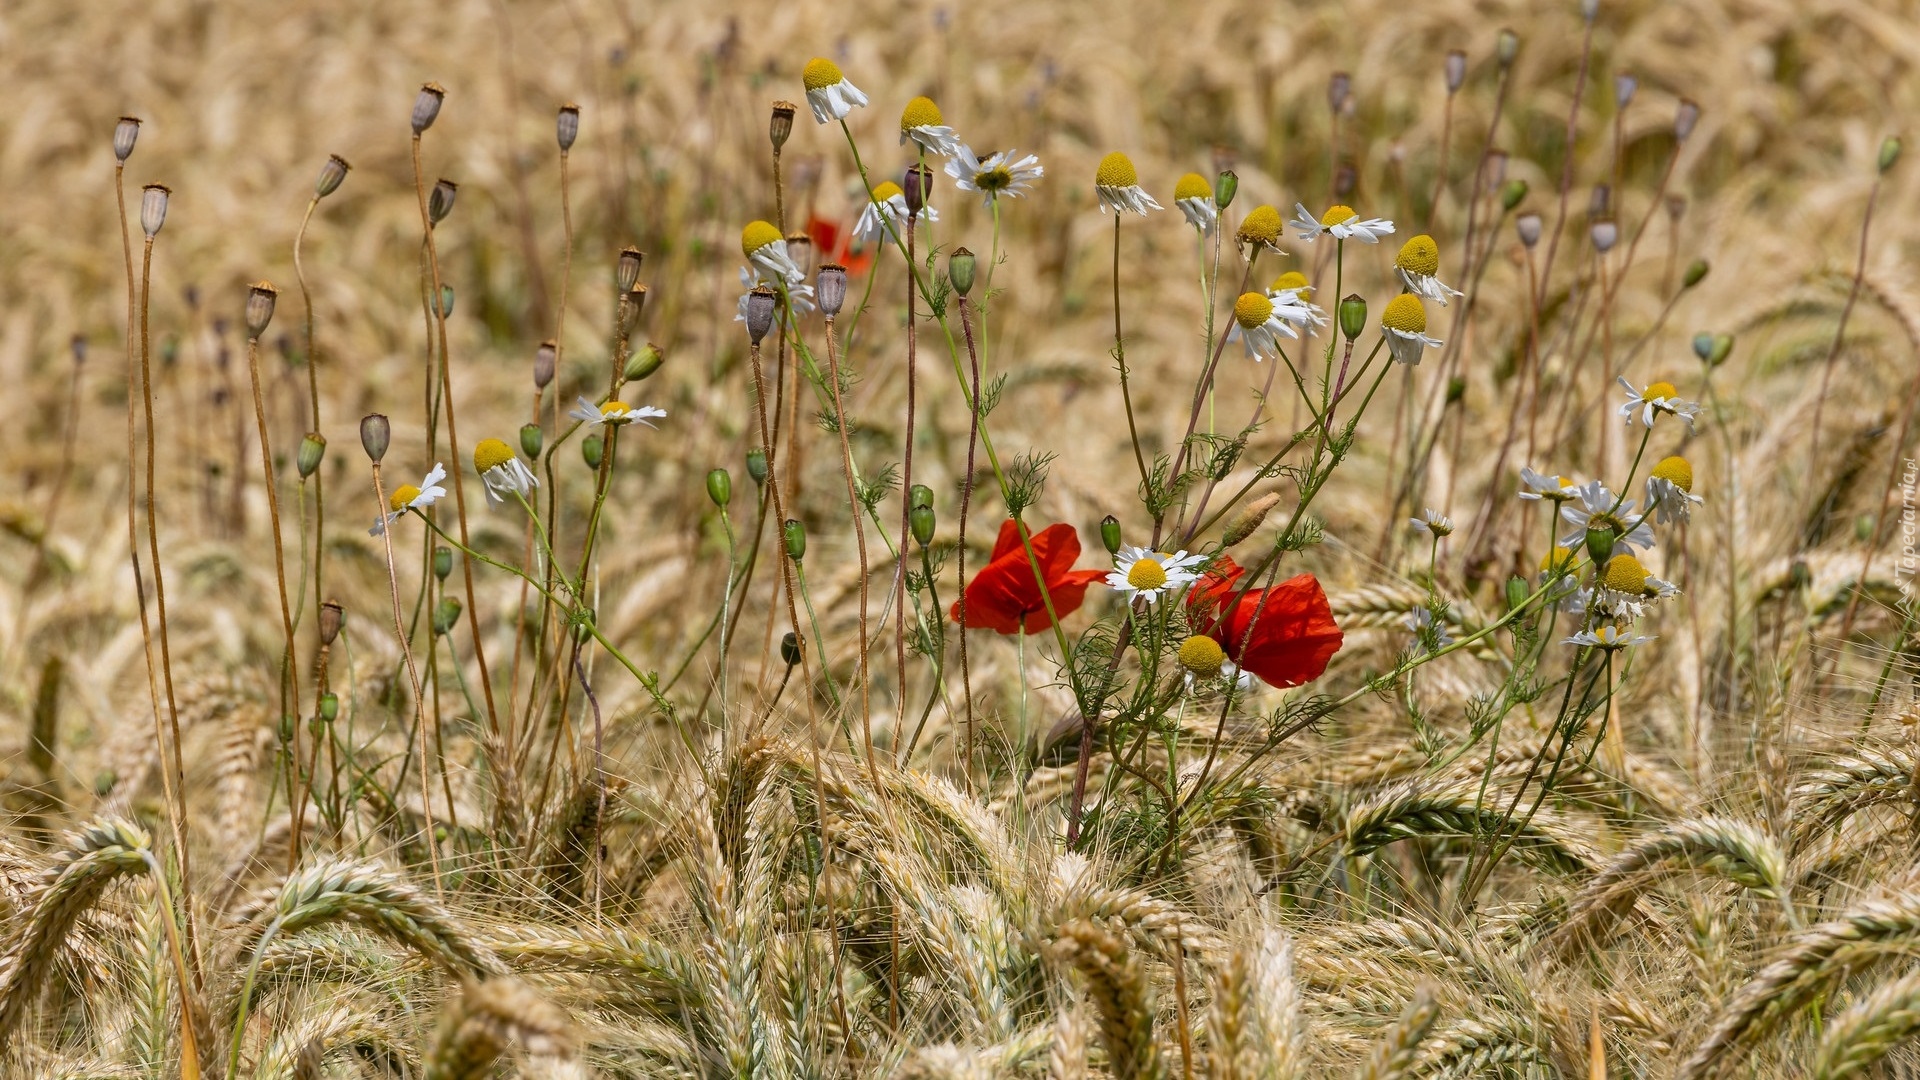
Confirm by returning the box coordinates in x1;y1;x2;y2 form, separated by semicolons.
245;332;304;864
1112;213;1151;497
821;313;872;755
370;466;442;895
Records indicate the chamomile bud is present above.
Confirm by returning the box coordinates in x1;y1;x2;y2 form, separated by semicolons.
1100;515;1122;556
945;249;975;298
707;468;732;507
747;449;768;485
1214;169;1238;210
533;340;557;389
297;433;326;479
429;178;457;225
1338;294;1367;341
745;286;777;344
1516;212;1543;248
360;413;390;462
1501;179;1528;210
432;597;462;636
114;116;141;162
140;184;170;237
319;599;344;645
1445;50;1468;93
411;82;446;135
519;423;542;460
1496;29;1520;68
769;100;797;151
1880;136;1903;175
318;692;339;723
245;281;277;339
783;519;806;561
1683;259;1710;288
1614;73;1638;108
433;545;453;581
582;433;603;469
625;342;664;382
910;503;936;548
616;246;644;291
1674;99;1701;142
1590;218;1618;253
819;263;850;315
316;154;351;198
781;632;802;667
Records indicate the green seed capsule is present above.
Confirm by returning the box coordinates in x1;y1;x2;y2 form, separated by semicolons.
1338;294;1367;342
1880;136;1903;175
583;433;604;469
707;468;733;507
1683;259;1710;289
433;546;452;581
910;483;934;510
1500;178;1528;211
1708;333;1734;367
783;518;807;561
1100;515;1123;555
432;597;462;636
297;433;326;479
746;448;768;485
1692;332;1715;361
1213;169;1239;210
520;422;543;460
948;248;977;297
1505;576;1530;613
1584;525;1614;565
624;343;665;382
318;692;339;723
910;503;936;548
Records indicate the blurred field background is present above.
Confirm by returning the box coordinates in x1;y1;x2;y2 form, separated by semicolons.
2;0;1920;1075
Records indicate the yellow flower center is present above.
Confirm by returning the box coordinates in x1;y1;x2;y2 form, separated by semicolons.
1642;380;1678;401
1178;634;1227;678
1651;456;1694;492
1234;292;1275;330
1174;172;1211;201
1396;234;1440;276
1320;203;1358;226
870;180;904;203
1095;151;1139;189
473;438;515;474
1601;553;1650;595
389;484;420;512
1236;205;1282;246
1382;294;1427;334
741;220;783;256
900;95;943;130
1270;271;1311;293
601;401;629;417
802;58;844;92
1540;545;1577;575
976;165;1013;191
1126;557;1169;591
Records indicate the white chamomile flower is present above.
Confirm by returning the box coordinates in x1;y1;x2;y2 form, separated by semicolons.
1558;480;1656;554
853;181;938;244
1595;553;1660;620
1407;607;1452;653
1617;376;1701;432
1538;546;1583;611
1266;272;1330;330
1173;173;1218;232
1645;456;1703;525
1517;467;1579;502
569;397;665;429
1381;295;1442;365
801;57;868;124
1094;152;1162;215
741;221;803;285
946;145;1043;207
1393;234;1464;306
1565;625;1656;650
1176;634;1253;693
1410;509;1454;537
1106;545;1206;605
1232;292;1300;360
1291;201;1396;243
899;96;963;157
473;438;538;509
370;463;446;536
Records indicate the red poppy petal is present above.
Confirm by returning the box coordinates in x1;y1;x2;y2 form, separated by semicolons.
988;518;1026;561
1235;574;1343;688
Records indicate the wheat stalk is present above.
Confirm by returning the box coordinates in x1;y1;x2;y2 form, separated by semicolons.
1050;918;1165;1080
1806;966;1920;1080
421;977;577;1080
1354;987;1438;1080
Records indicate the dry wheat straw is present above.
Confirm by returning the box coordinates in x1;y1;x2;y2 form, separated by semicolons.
1807;966;1920;1080
1354;987;1438;1080
1051;918;1165;1080
1550;816;1788;951
421;977;576;1080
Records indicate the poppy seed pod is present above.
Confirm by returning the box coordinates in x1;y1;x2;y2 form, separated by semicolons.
1614;74;1638;108
412;82;446;135
1099;514;1122;556
1588;184;1611;217
519;422;542;460
1880;136;1903;175
245;281;278;339
785;233;814;277
1516;212;1543;248
1214;169;1238;210
297;433;327;479
114;116;141;162
1590;218;1618;253
1496;29;1520;68
556;103;580;151
707;468;732;507
582;432;604;469
315;154;351;199
616;246;644;291
433;545;453;581
619;286;647;334
1338;294;1367;342
140;184;170;237
428;178;458;225
1674;99;1701;142
318;692;339;723
942;252;972;299
769;101;797;151
780;631;802;667
746;448;769;485
1484;149;1509;185
1501;179;1528;211
533;341;557;389
745;287;777;344
902;163;934;215
783;518;807;560
1581;0;1599;21
360;413;390;462
818;263;849;315
910;503;936;548
1327;71;1351;114
1683;259;1710;289
624;342;664;382
432;596;462;636
319;599;344;644
1445;50;1467;93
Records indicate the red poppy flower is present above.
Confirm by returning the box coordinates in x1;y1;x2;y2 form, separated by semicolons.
806;215;874;278
951;519;1106;635
1186;556;1342;688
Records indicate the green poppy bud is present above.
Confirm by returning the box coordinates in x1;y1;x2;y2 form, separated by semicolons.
279;713;296;742
1709;333;1734;367
1584;525;1614;565
910;483;934;510
519;422;543;460
746;448;768;485
624;342;664;382
297;432;326;479
1214;169;1239;210
1338;294;1367;342
1683;259;1710;289
1880;136;1903;175
360;413;391;463
1505;575;1530;613
1692;332;1715;361
1500;178;1528;211
783;518;806;561
432;597;462;636
910;503;936;548
948;247;977;297
583;433;604;469
1496;28;1519;68
707;468;733;507
318;692;339;723
432;546;452;581
1100;514;1123;555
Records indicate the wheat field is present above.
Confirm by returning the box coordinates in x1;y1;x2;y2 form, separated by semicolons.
1;0;1919;1077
